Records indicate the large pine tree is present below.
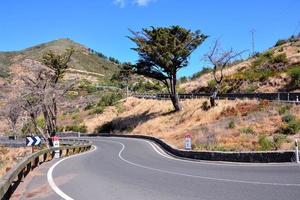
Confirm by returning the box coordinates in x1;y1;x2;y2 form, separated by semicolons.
129;25;207;111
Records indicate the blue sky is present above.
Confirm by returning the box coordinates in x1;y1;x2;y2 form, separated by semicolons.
0;0;299;77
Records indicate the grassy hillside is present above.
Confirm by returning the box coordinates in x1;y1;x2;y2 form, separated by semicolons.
181;36;300;93
0;38;119;81
89;97;300;151
0;39;124;135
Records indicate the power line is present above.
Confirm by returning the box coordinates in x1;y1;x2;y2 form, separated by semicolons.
292;21;300;35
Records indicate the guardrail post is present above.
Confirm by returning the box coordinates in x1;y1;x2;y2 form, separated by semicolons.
18;170;24;182
288;93;290;101
34;157;39;168
278;93;280;102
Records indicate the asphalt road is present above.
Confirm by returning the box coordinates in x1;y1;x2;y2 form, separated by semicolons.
16;137;300;200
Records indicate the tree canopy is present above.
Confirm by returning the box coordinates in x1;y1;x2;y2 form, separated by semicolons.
129;25;207;111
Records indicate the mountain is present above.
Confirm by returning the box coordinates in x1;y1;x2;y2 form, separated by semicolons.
180;36;300;93
0;38;119;81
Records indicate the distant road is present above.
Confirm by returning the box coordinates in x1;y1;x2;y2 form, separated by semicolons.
36;137;300;200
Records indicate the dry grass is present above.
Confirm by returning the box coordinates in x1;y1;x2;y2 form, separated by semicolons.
0;147;31;178
180;40;300;93
88;97;300;151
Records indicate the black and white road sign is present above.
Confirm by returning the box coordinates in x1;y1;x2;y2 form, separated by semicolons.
26;136;41;146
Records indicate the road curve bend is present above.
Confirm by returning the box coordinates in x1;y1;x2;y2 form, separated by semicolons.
47;137;300;200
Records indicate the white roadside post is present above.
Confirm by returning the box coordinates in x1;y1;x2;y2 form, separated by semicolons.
184;133;192;150
296;139;299;164
52;136;60;159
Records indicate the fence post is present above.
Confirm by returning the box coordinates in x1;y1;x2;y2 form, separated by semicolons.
296;139;299;164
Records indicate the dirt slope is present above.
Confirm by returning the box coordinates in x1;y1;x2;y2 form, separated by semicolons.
89;97;300;151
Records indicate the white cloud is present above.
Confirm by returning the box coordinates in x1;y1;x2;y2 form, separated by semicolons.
135;0;154;7
113;0;155;8
114;0;126;8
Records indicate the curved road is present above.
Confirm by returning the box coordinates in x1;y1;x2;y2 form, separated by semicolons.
23;137;300;200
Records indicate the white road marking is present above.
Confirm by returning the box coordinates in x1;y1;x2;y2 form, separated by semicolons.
47;145;97;200
110;137;298;167
101;139;300;187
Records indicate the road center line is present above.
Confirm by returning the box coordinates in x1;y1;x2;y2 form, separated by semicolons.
111;137;298;167
102;139;300;187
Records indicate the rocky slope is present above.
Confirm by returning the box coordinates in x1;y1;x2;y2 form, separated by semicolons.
181;36;300;93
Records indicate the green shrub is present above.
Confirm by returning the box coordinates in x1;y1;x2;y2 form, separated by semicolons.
207;80;216;90
271;53;288;64
98;92;123;107
36;116;45;128
0;69;10;78
282;113;295;123
240;126;254;134
65;124;87;133
275;39;287;47
278;105;292;115
84;103;94;110
272;134;286;150
287;120;300;133
115;104;125;114
258;135;273;151
179;76;188;83
228;120;235;129
90;106;104;114
279;116;300;135
246;84;258;93
259;69;274;81
288;67;300;87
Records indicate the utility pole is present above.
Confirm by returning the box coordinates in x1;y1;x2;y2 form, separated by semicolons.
250;29;255;56
292;21;300;36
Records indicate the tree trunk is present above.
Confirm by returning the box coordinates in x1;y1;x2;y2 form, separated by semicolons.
170;74;182;111
210;84;220;107
170;93;182;111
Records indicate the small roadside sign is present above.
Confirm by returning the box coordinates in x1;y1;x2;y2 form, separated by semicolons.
52;136;60;159
184;133;192;150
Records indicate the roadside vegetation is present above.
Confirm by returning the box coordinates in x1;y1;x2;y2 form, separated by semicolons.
0;27;299;153
0;147;31;178
92;97;300;151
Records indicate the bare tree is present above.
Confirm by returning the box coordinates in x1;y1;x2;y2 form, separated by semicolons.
21;49;74;146
1;98;23;139
205;40;246;107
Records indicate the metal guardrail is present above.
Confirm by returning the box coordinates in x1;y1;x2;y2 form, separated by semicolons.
132;92;300;103
0;135;86;148
0;138;92;199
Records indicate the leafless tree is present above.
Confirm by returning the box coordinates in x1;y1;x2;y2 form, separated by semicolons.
1;98;23;138
21;49;74;146
205;40;246;107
